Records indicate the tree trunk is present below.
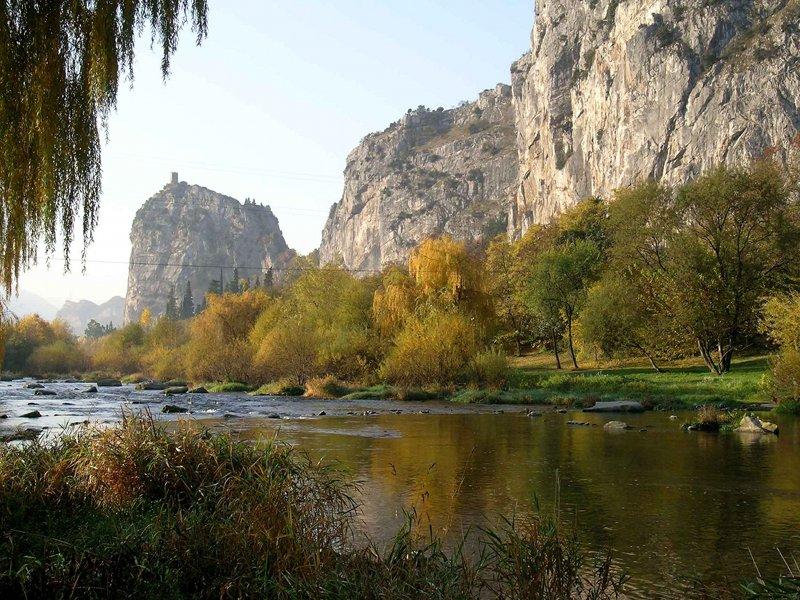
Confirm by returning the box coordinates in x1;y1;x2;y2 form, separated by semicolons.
641;349;662;373
698;339;722;375
718;340;734;373
567;315;579;370
552;330;562;370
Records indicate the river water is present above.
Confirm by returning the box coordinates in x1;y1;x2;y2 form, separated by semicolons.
1;379;799;597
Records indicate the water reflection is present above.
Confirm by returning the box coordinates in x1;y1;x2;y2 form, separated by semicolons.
242;412;800;597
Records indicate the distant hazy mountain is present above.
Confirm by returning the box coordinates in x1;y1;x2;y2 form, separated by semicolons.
55;296;125;335
7;290;59;321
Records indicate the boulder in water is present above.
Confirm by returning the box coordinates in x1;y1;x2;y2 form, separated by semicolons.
189;386;208;394
96;378;122;387
736;415;779;435
161;405;188;414
604;421;631;431
33;389;57;396
164;386;189;396
25;383;44;389
20;410;42;418
85;386;98;394
583;401;645;413
136;381;168;391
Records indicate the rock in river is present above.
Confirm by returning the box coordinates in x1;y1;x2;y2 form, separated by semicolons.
20;410;42;419
25;383;44;389
737;415;779;435
161;405;188;414
136;381;168;391
85;386;98;393
584;401;644;414
96;378;122;387
189;387;208;394
164;386;189;396
604;421;631;431
33;389;57;396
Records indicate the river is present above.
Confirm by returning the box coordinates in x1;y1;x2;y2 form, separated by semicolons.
1;378;799;597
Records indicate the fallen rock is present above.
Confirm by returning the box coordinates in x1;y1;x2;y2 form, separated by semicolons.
85;386;98;393
189;387;208;394
20;410;42;418
164;386;189;396
33;389;57;396
604;421;631;431
96;378;122;387
161;405;188;414
736;415;779;435
25;383;44;389
583;401;645;413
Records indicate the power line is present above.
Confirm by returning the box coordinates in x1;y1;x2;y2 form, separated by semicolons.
47;256;382;274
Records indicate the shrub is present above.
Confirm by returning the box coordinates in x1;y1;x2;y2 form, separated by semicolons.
380;311;479;387
468;349;510;388
207;382;252;393
764;348;800;405
251;380;306;397
185;291;269;383
27;340;86;374
253;318;321;386
304;376;350;399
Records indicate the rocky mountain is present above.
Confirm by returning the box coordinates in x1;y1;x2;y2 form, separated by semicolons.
56;296;125;335
123;174;293;323
319;85;518;271
7;290;58;321
509;0;800;235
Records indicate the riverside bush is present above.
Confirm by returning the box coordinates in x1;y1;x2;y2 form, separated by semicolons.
0;416;626;599
468;349;510;388
381;310;479;387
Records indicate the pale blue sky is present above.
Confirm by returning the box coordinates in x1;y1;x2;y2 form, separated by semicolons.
18;0;533;307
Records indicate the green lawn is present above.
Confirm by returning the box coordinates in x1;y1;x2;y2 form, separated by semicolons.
453;355;771;409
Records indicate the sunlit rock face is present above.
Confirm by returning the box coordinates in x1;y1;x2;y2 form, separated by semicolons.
509;0;800;236
319;85;519;272
123;177;293;323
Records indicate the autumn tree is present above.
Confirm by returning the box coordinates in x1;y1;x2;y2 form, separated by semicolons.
0;1;208;294
185;290;269;383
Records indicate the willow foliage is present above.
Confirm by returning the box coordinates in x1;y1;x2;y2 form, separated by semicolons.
0;0;208;293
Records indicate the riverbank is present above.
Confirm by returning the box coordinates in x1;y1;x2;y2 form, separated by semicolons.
1;354;775;413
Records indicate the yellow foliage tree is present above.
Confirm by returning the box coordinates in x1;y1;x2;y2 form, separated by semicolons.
185;290;270;383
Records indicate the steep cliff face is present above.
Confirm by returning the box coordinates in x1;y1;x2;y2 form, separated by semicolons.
320;85;518;271
123;177;293;323
510;0;800;235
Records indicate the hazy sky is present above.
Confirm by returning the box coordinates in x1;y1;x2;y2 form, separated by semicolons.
17;0;532;307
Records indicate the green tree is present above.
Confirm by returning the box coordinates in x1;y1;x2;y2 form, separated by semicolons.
0;1;208;293
485;236;533;355
610;162;800;374
226;268;241;294
84;319;107;340
165;286;178;320
180;281;194;320
524;240;603;370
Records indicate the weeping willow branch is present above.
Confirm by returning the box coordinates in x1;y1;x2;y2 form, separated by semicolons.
0;0;208;294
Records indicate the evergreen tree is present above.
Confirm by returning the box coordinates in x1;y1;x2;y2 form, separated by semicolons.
226;268;240;294
180;281;195;319
165;285;178;320
254;275;261;288
263;267;274;289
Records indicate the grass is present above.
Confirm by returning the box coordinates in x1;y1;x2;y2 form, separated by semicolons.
497;354;770;410
0;415;627;599
206;381;255;393
251;380;306;397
